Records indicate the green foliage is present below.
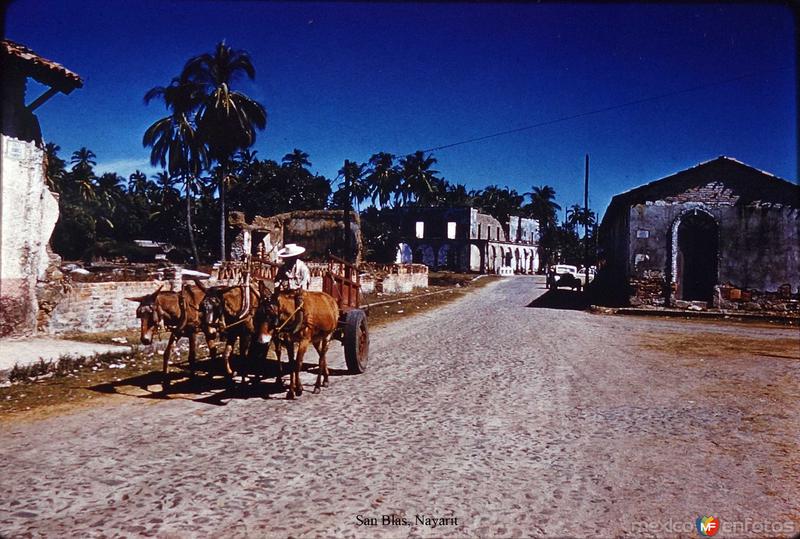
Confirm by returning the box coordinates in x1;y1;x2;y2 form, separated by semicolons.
47;136;596;267
473;185;524;226
359;206;404;263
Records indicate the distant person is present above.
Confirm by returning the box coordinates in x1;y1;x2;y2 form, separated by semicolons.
275;243;310;290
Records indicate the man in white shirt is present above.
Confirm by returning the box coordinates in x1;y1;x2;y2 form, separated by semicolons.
275;243;310;290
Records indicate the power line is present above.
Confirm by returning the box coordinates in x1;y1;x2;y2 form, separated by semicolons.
419;66;791;154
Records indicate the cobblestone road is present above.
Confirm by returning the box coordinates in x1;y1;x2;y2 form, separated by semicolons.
1;276;798;538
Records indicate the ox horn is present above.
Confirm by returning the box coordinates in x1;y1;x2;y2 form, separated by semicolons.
126;285;163;303
193;278;208;292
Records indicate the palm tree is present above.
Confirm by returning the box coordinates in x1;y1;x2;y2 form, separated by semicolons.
44;143;66;193
182;41;267;261
524;185;561;268
143;76;207;266
365;152;400;208
525;185;561;229
337;160;369;211
234;149;259;176
127;170;149;196
69;147;97;201
398;151;439;205
282;148;311;169
153;171;181;209
566;204;596;232
280;148;316;208
417;176;449;207
95;172;125;230
444;183;477;207
70;147;96;171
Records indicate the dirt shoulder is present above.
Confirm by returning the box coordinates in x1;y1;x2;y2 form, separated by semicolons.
0;275;497;423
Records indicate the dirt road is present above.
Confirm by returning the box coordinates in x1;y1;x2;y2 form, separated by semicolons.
1;276;798;538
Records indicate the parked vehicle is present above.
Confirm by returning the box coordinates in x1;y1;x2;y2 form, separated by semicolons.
552;264;578;276
575;265;596;286
546;264;582;291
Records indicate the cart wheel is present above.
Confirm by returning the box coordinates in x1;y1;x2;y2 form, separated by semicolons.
343;309;369;374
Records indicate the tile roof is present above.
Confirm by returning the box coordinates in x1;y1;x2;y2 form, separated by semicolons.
2;39;83;93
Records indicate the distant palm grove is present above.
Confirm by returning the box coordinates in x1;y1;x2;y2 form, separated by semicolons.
47;42;596;268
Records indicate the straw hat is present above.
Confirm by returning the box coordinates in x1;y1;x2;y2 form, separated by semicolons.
277;243;306;258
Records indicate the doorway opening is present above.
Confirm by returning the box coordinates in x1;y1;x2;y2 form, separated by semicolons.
676;211;718;302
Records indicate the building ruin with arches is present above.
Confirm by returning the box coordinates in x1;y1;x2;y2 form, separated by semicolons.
395;207;539;274
597;157;799;310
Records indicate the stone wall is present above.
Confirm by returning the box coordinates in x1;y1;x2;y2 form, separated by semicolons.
43;280;178;335
627;202;800;292
41;264;426;335
627;273;671;307
473;211;505;241
599;159;800;309
713;283;799;312
379;265;428;293
0;135;60;337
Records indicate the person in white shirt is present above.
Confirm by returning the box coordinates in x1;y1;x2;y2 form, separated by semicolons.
275;243;310;290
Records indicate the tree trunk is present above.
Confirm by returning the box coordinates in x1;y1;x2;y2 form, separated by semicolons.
219;174;226;262
185;175;200;269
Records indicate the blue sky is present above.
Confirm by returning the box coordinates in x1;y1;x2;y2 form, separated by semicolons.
5;1;796;220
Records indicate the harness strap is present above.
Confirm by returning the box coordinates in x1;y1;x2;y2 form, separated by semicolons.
275;301;304;334
215;285;260;334
222;316;251;331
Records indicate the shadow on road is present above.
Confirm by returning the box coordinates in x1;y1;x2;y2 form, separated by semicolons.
527;289;590;311
88;354;349;405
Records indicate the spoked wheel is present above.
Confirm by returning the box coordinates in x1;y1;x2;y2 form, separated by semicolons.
343;309;369;374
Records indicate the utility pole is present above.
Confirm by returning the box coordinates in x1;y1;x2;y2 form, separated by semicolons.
584;154;590;287
343;160;351;262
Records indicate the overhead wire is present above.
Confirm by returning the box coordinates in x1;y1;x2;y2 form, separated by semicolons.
417;66;792;154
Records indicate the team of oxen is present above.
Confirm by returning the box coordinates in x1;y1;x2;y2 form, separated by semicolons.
127;279;340;399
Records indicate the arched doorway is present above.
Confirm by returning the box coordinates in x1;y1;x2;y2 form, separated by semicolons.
438;244;457;270
470;244;481;271
414;245;435;267
397;243;413;264
674;210;718;302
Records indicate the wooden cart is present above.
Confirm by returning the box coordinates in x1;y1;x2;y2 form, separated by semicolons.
322;255;369;374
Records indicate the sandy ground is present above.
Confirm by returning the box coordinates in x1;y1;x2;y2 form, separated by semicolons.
0;276;798;538
0;338;130;374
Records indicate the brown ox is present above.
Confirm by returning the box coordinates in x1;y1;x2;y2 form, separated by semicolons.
254;287;339;399
197;282;261;382
127;284;217;387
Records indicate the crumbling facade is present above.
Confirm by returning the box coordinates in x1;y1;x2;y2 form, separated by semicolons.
396;207;539;273
598;157;800;311
0;40;83;336
228;209;362;264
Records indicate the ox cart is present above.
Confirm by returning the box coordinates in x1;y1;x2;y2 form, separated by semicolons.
322;255;369;374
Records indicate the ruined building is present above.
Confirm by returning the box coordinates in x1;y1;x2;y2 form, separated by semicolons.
1;40;83;336
396;207;539;273
227;209;362;264
598;157;800;310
